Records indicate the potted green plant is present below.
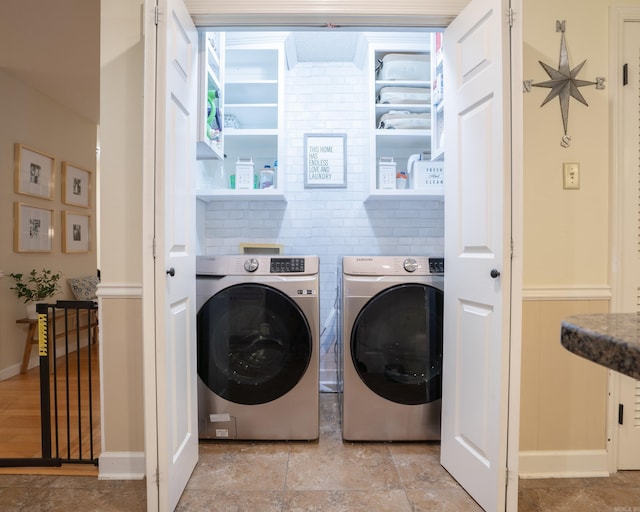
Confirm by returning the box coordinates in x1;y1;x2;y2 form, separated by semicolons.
8;269;62;319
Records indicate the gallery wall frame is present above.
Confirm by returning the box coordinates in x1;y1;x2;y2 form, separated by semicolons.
14;143;55;200
62;162;91;208
304;133;347;188
14;202;54;253
62;211;90;254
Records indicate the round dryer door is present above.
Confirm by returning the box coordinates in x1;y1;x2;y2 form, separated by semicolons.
351;283;443;405
197;283;312;405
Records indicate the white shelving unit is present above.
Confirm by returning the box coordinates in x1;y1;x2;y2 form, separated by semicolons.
430;32;445;161
196;33;286;202
196;32;224;160
366;34;443;200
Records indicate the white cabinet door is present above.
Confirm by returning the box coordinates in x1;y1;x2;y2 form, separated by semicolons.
440;0;517;510
144;0;199;509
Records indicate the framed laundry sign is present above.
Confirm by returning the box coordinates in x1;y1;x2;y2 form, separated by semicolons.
304;133;347;188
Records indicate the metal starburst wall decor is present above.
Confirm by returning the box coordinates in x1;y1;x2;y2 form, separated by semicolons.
524;20;606;148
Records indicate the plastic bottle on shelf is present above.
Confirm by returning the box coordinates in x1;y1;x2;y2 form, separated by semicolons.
273;160;278;187
260;165;275;189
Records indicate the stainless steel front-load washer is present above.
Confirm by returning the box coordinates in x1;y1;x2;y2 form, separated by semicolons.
196;255;319;440
339;255;444;441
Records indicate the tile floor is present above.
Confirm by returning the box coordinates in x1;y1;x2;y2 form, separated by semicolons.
1;393;639;511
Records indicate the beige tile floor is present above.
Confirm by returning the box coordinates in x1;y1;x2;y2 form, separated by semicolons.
1;392;639;511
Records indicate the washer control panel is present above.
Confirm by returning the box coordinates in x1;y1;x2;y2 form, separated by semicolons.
428;257;445;274
403;258;419;273
270;258;306;273
243;258;259;273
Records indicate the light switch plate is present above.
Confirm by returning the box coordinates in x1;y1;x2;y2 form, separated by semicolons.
563;162;580;190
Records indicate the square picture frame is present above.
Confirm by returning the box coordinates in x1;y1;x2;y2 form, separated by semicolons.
14;202;54;253
304;133;347;188
14;143;55;200
62;211;91;254
62;161;91;208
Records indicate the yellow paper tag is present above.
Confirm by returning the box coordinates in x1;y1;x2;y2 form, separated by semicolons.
38;313;48;356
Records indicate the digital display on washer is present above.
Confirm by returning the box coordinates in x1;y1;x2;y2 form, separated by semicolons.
270;258;305;273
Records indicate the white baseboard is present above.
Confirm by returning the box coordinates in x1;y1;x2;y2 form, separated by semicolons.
0;363;22;381
519;450;610;478
98;451;145;480
0;336;92;380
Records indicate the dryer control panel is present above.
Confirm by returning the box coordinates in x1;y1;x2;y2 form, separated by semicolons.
270;257;305;273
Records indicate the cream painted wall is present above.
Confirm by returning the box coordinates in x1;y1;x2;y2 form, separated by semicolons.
523;0;610;288
520;299;609;452
98;0;146;466
520;0;635;463
100;0;144;285
0;70;97;378
100;299;144;452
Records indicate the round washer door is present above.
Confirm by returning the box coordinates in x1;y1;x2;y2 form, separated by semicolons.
351;283;443;405
197;283;312;405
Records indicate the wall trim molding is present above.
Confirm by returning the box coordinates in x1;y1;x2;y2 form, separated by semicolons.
98;451;145;480
522;286;612;301
96;283;143;299
184;0;468;27
519;450;609;479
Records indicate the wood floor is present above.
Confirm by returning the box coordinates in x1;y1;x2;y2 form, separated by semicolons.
0;343;100;475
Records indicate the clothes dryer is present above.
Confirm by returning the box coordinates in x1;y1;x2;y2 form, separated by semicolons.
196;255;319;440
339;255;444;441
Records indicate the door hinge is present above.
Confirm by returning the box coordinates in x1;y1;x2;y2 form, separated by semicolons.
154;4;159;26
152;237;156;259
155;467;160;487
618;403;624;425
623;63;629;86
507;8;515;28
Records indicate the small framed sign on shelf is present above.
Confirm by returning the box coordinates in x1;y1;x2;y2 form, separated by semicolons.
304;133;347;188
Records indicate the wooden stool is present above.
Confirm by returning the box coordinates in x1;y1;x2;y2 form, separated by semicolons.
16;317;39;374
16;309;98;373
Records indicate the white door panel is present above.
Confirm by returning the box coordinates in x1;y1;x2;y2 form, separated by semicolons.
441;0;513;510
145;0;199;509
457;300;493;462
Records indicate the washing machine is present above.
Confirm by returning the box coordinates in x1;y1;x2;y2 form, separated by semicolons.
196;254;320;440
339;255;444;441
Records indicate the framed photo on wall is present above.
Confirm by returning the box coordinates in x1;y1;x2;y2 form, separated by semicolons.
14;202;54;253
14;143;55;200
62;162;91;208
62;211;90;253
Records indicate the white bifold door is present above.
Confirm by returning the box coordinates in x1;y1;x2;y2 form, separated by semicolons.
143;0;199;510
440;0;519;511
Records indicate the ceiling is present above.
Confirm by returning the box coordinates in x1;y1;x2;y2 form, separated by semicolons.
0;0;101;124
289;32;363;63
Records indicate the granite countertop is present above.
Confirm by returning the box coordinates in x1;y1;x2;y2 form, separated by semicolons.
561;313;640;380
